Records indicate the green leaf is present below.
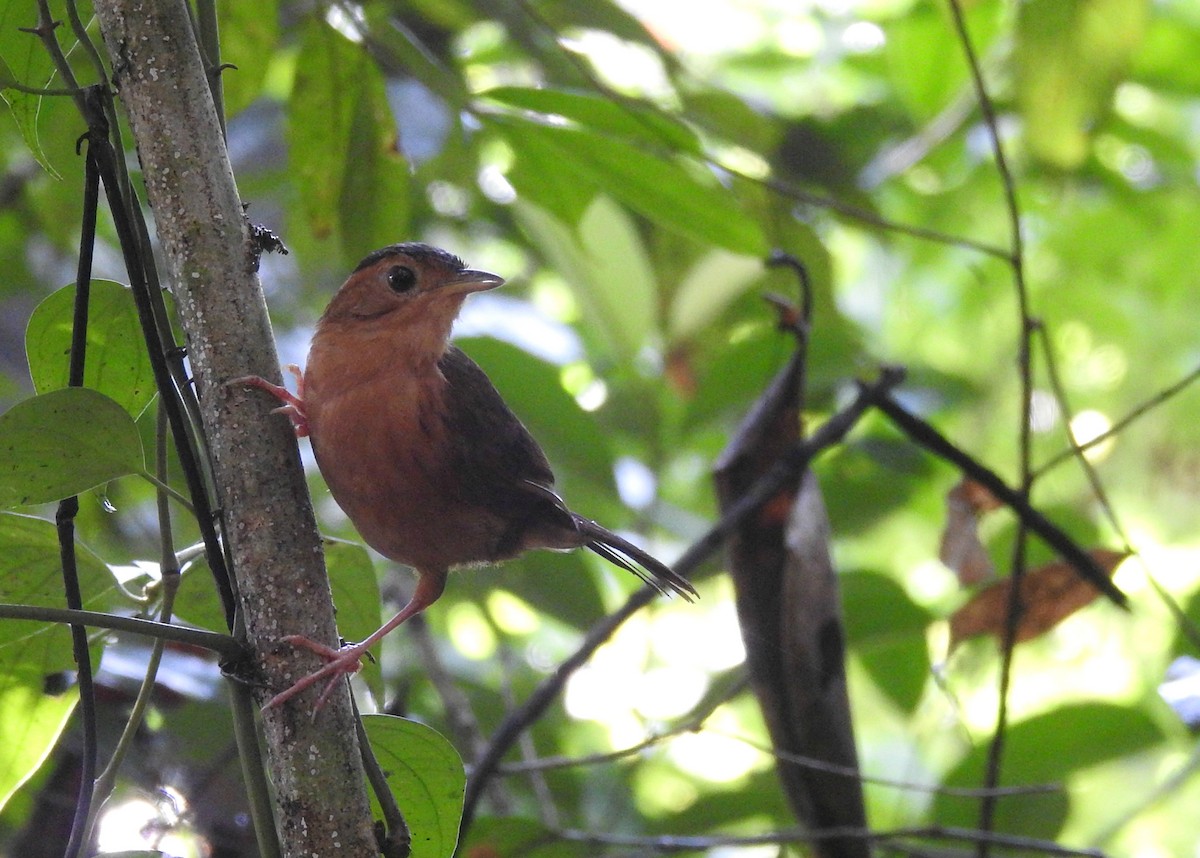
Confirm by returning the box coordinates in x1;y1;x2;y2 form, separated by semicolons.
884;7;969;122
461;816;587;858
841;571;932;715
0;512;117;660
502;125;598;227
1016;0;1149;168
324;537;384;697
25;280;162;418
681;88;779;153
361;714;465;858
575;196;658;354
0;2;59;174
1134;15;1200;95
0;388;145;508
481;86;701;154
488;115;766;255
215;0;278;116
288;17;412;267
358;3;468;108
494;551;606;630
933;702;1165;838
324;538;383;643
667;249;764;345
514;197;661;361
0;511;115;811
288;19;368;242
0;664;76;813
164;557;228;634
536;0;676;60
456;337;615;495
0;53;17;88
682;325;780;431
337;67;411;267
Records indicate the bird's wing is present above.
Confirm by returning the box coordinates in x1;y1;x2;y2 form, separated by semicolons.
438;347;695;597
437;345;563;512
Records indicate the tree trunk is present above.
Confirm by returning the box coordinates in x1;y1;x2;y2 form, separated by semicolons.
91;1;377;854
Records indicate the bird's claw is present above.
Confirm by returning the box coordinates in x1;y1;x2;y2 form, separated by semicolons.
262;635;368;715
231;369;310;437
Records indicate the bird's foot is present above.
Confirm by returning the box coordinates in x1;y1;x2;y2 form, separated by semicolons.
263;635;369;714
231;365;309;437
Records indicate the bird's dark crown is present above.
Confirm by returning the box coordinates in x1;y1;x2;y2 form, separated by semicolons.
353;243;466;274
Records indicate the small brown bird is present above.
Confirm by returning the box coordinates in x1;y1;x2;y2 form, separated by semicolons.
239;243;695;710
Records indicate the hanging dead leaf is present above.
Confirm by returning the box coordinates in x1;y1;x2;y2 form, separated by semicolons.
948;548;1129;651
939;478;1003;586
715;324;868;858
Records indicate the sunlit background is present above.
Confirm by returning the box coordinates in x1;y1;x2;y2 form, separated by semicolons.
3;0;1199;855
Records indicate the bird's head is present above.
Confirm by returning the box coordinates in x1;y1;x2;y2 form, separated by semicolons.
315;243;503;361
322;243;503;325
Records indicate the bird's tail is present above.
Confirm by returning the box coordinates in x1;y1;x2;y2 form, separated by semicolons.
574;516;697;601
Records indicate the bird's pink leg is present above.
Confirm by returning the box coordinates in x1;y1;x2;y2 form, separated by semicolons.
263;571;447;714
232;364;309;437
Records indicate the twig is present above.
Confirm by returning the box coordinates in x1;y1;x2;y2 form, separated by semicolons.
1035;362;1200;475
493;671;1056;801
1035;329;1200;663
1035;326;1127;540
65;0;109;90
59;124;100;858
943;1;1036;849
494;630;557;826
355;699;410;858
192;0;227;134
861;82;979;187
764;250;813;328
408;612;488;759
872;393;1126;607
555;823;1109;856
26;1;87;114
460;368;906;831
81;403;184;846
498;676;747;775
228;679;284;858
0;80;81;96
461;583;656;832
706;728;1062;800
0;604;242;659
751;171;1010;260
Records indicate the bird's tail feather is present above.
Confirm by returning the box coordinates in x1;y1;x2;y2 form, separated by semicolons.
575;517;697;601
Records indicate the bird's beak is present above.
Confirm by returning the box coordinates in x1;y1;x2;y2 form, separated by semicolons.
447;268;505;294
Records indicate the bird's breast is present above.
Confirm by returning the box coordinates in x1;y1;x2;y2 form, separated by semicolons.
303;369;509;571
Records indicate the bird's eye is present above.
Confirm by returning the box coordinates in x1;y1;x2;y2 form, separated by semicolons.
386;265;416;293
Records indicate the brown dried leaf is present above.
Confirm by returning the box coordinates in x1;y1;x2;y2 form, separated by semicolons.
957;477;1003;513
664;346;698;396
948;549;1129;651
939;478;1001;586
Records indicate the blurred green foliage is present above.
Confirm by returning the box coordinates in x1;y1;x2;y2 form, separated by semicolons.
1;0;1199;855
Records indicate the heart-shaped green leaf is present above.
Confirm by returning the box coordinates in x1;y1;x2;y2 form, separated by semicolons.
0;388;145;508
361;714;465;858
26;280;163;419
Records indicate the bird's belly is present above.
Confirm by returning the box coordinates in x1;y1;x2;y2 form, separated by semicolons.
308;389;509;571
